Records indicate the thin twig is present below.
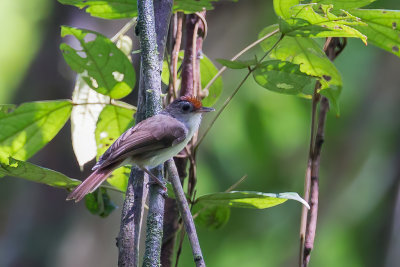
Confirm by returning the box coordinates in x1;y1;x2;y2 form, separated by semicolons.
202;28;280;94
224;174;248;192
195;33;284;151
299;82;320;265
111;18;137;42
303;96;329;266
300;37;346;267
171;13;183;100
72;100;137;111
167;159;206;267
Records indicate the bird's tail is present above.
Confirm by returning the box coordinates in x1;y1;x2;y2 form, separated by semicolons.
67;167;114;202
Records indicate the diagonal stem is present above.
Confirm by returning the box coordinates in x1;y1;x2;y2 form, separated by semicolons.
167;159;206;267
195;33;284;151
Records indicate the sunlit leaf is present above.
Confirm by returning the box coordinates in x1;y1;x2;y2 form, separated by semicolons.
350;9;400;57
253;60;315;96
273;0;300;19
95;104;134;191
0;151;80;189
281;4;367;44
85;188;117;217
0;100;72;161
71;76;109;169
58;0;138;19
259;25;342;112
196;191;310;209
314;0;375;10
60;26;135;99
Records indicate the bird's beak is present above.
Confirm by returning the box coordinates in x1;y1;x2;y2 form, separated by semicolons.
197;107;215;113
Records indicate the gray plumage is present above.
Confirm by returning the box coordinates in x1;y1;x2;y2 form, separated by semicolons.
67;96;213;202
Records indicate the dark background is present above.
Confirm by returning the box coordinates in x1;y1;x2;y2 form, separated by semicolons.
1;0;400;266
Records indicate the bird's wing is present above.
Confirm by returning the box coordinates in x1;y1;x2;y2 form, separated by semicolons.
93;114;187;170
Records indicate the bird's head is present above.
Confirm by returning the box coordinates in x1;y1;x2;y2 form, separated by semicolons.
163;95;214;126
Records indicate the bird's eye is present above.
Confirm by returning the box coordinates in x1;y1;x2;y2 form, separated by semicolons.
182;103;191;112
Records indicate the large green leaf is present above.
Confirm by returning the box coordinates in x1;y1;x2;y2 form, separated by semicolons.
350;9;400;57
95;104;134;192
195;191;310;209
58;0;138;19
314;0;375;10
259;25;342;111
192;190;309;229
280;4;367;43
253;60;315;97
60;26;135;99
0;100;72;161
0;151;80;189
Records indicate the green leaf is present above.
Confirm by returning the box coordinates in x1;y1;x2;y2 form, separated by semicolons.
106;165;131;192
58;0;234;19
85;188;117;217
95;105;134;156
58;0;138;19
200;55;223;107
350;9;400;57
314;0;375;10
195;191;310;209
173;0;215;13
216;58;257;69
161;57;171;86
273;0;300;19
60;26;135;99
193;202;231;229
0;151;80;189
166;182;176;199
259;26;342;112
281;4;367;44
253;60;315;96
95;104;134;191
0;100;72;161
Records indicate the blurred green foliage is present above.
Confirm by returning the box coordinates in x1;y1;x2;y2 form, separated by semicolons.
0;0;51;103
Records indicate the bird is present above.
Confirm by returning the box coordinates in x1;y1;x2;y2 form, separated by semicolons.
67;95;214;202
